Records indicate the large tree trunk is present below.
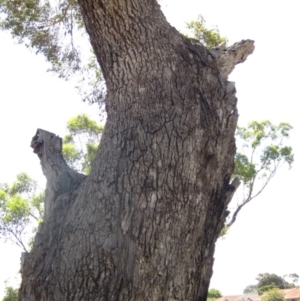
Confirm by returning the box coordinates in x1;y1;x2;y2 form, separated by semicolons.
19;1;254;300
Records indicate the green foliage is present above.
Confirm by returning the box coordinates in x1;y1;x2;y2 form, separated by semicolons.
1;7;224;104
67;114;103;135
244;273;298;295
3;195;30;223
1;285;18;301
207;288;222;301
234;153;256;185
0;0;82;77
234;121;293;183
30;192;45;221
83;143;99;175
0;173;43;252
243;285;258;294
218;225;229;239
284;273;299;284
186;15;227;49
261;289;285;301
62;114;103;174
258;285;278;295
0;0;104;104
62;143;81;168
256;273;294;290
226;121;293;228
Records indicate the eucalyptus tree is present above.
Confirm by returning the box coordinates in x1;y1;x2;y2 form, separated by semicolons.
1;1;258;300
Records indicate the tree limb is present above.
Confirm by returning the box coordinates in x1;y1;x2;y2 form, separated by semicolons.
210;40;255;79
226;166;277;228
31;129;86;220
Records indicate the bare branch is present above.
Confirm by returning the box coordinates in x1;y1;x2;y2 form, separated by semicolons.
31;129;86;220
210;40;255;79
226;166;277;228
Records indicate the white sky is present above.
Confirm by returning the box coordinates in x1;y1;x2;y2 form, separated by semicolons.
0;0;299;298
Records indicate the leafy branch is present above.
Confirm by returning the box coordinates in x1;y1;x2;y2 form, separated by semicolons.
0;173;44;252
0;0;104;104
226;121;294;230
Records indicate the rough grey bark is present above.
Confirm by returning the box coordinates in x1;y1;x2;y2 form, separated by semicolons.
20;1;254;300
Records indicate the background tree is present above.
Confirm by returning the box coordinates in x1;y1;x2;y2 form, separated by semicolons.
243;273;299;295
244;285;258;294
62;114;104;174
186;15;227;49
257;273;295;291
283;273;299;286
208;288;222;301
261;289;285;301
224;121;293;232
0;0;105;104
1;284;18;301
0;173;43;252
258;285;279;295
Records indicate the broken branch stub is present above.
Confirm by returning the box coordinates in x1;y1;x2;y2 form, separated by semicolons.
31;129;86;220
210;39;255;80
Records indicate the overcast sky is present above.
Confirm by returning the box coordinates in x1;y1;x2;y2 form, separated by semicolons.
0;0;299;298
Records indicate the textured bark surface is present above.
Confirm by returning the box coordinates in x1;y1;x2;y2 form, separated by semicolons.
20;1;254;300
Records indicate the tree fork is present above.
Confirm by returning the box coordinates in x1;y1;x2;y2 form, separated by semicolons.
19;1;254;300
